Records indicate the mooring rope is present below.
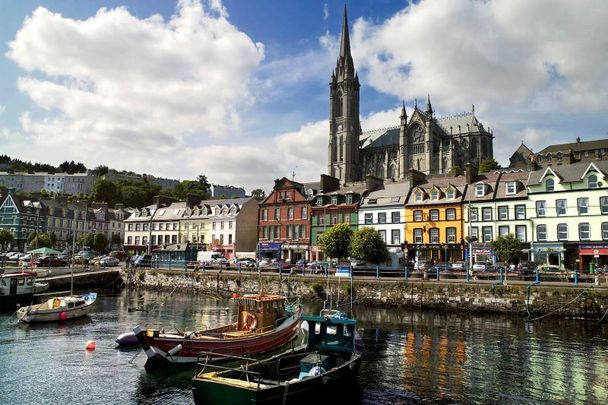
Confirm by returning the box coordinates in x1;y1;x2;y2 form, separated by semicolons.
526;289;589;322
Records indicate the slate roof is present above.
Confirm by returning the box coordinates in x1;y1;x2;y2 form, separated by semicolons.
406;174;468;206
360;126;399;149
528;160;608;185
539;139;608;154
493;171;530;200
360;181;410;207
436;112;486;134
462;172;501;202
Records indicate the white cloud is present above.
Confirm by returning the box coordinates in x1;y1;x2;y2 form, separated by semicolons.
0;105;5;115
5;0;263;174
323;4;329;21
350;0;608;114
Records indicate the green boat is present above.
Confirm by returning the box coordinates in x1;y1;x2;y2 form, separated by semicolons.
191;312;363;404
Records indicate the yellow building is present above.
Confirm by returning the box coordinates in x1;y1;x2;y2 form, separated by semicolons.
404;176;468;263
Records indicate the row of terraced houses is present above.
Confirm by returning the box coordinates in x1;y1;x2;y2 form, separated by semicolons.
114;157;607;273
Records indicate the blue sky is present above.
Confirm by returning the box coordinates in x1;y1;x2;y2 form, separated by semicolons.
1;0;607;192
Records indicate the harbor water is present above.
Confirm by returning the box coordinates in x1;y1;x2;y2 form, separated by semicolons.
1;289;607;404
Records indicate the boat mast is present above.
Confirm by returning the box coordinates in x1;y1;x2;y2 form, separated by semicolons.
70;207;77;296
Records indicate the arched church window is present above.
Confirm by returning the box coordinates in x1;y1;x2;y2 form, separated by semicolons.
471;139;478;157
339;137;343;161
462;139;468;150
335;92;343;117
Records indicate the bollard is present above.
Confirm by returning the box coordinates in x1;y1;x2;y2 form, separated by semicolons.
574;268;578;287
376;265;379;279
404;265;408;280
436;267;440;281
466;267;470;283
535;268;540;284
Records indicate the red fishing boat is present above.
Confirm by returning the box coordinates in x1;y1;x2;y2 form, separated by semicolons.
133;293;302;368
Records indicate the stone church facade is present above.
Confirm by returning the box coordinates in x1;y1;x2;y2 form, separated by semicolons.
328;8;494;184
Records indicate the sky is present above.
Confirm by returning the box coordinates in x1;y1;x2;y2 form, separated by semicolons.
0;0;607;194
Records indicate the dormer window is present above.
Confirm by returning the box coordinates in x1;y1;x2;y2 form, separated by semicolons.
506;182;516;195
546;153;552;162
346;194;353;204
316;198;323;206
545;178;554;192
588;174;598;189
475;183;485;197
430;190;439;200
446;189;455;200
556;152;563;161
331;196;338;205
415;191;423;202
368;198;377;204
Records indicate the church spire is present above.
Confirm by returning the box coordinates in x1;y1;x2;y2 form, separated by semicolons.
400;101;407;125
426;94;433;116
338;5;355;78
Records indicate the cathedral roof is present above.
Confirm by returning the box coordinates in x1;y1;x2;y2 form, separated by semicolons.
435;112;486;134
360;126;400;149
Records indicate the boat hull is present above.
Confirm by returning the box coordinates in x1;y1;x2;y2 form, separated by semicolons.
16;294;96;323
192;350;362;405
134;311;302;368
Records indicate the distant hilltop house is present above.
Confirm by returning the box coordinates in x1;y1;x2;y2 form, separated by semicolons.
509;138;608;170
328;7;494;185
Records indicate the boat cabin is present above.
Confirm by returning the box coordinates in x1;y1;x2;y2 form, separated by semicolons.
301;314;357;353
0;272;36;297
233;294;287;333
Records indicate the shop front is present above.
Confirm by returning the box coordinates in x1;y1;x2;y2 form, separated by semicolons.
257;242;282;261
578;244;608;273
532;243;566;267
282;244;308;263
471;243;495;264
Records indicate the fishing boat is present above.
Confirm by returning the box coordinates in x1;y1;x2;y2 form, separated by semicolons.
0;272;36;310
133;293;302;368
191;311;363;405
16;292;97;323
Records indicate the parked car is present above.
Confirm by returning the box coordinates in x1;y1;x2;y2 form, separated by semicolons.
212;257;228;266
236;258;256;268
472;262;490;272
451;261;465;270
99;256;120;267
434;262;452;272
414;261;429;271
133;254;152;268
295;259;308;267
350;260;367;268
33;256;68;267
109;251;128;261
517;261;536;273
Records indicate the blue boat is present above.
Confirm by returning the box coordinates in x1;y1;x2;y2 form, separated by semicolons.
192;311;363;404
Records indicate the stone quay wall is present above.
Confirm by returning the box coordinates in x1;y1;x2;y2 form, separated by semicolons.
121;269;608;320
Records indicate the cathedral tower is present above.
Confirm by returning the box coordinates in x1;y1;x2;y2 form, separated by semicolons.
328;6;361;184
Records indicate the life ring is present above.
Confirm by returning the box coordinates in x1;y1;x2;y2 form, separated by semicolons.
244;311;257;331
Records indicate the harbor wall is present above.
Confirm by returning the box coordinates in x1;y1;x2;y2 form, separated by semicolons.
122;269;608;320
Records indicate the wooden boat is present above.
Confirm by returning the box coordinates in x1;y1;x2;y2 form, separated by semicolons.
133;293;302;368
16;293;97;323
191;311;363;405
0;272;36;310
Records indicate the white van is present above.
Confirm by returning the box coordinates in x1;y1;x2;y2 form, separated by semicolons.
197;251;225;263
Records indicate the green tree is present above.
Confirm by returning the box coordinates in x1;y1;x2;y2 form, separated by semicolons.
91;179;120;205
79;232;108;251
27;232;38;244
29;233;52;249
350;227;390;264
250;188;266;201
318;223;353;261
0;228;14;250
49;232;57;246
479;157;500;173
92;165;109;176
491;234;522;265
448;166;463;176
120;184;151;207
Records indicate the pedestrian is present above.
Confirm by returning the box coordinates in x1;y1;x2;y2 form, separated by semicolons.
84;258;89;269
126;255;131;269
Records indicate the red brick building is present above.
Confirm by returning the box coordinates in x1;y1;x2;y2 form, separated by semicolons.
257;178;317;263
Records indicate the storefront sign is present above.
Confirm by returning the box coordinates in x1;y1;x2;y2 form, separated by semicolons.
257;242;283;252
579;245;608;256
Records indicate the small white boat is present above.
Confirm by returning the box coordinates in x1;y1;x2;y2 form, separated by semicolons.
16;293;97;323
33;282;49;294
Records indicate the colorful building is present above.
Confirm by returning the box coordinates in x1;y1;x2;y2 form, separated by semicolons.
0;188;45;251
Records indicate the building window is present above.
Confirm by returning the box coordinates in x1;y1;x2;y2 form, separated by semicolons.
330;213;338;225
446;227;456;243
127;236;132;244
577;198;589;215
135;223;141;231
391;229;400;245
482;207;492;221
579;223;590;240
588;174;598;189
414;228;423;243
128;224;133;231
536;225;547;242
430;210;439;221
446;189;455;200
274;208;280;220
364;213;373;224
498;206;508;221
378;230;386;242
482;226;493;243
262;227;268;239
301;207;308;219
220;221;225;230
515;225;526;242
602;223;608;240
318;215;325;225
414;210;423;222
556;199;567;216
316;198;323;206
557;223;568;241
470;207;478;222
506;182;516;195
151;235;157;245
430;190;439;200
515;205;526;219
415;191;423;202
135;236;140;245
287;207;294;220
499;226;509;236
391;212;400;223
331;196;338;205
344;214;351;224
446;208;456;221
378;212;387;224
429;228;439;243
546;178;554;192
601;197;608;214
475;183;485;197
470;227;479;240
536;200;546;217
346;194;353;204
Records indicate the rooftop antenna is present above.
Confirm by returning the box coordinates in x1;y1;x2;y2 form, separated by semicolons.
291;166;298;181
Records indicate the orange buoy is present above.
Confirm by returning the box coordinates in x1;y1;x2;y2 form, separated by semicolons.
85;340;96;351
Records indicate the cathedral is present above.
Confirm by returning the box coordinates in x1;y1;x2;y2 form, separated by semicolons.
328;8;494;184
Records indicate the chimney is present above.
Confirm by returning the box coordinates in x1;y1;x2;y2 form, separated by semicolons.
365;175;383;192
576;137;581;143
407;169;426;186
320;174;340;193
465;163;478;184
